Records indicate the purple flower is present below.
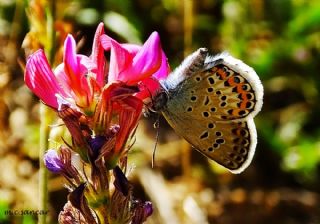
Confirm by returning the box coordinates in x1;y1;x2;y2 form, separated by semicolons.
143;201;153;218
88;135;107;156
132;200;153;224
44;149;63;173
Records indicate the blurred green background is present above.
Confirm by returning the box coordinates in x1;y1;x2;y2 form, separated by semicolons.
0;0;320;223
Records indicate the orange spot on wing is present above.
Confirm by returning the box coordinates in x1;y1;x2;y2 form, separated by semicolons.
216;68;227;79
239;101;249;110
211;67;218;73
237;93;249;110
236;84;247;94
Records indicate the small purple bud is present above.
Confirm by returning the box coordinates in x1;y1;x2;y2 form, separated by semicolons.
44;149;63;173
88;135;106;154
131;200;153;224
143;201;153;217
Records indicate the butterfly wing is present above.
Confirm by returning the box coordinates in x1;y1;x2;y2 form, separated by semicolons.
162;109;256;173
174;61;262;122
161;55;263;173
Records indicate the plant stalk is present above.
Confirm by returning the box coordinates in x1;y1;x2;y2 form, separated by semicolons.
38;105;50;224
38;1;56;223
182;0;193;178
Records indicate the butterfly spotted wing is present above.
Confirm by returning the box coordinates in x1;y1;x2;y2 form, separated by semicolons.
156;48;263;173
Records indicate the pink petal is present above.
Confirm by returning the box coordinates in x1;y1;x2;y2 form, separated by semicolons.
91;22;106;87
117;32;163;85
54;55;95;99
100;34;112;51
63;35;81;86
25;49;66;109
119;43;141;55
101;35;140;55
78;55;97;73
101;34;133;83
152;51;171;80
54;64;71;93
62;35;93;107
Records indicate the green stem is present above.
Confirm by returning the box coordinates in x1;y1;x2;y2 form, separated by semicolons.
38;1;56;224
183;0;193;57
182;0;193;178
46;0;56;65
38;105;50;224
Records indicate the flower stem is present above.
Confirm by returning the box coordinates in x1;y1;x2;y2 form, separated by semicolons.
46;0;56;65
182;0;193;179
183;0;193;57
38;104;50;224
38;1;56;224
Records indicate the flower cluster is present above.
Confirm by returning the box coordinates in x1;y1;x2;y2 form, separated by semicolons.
25;22;170;223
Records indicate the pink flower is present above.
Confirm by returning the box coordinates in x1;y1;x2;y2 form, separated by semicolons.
25;23;170;224
25;23;105;111
95;31;170;157
100;31;170;99
25;23;170;112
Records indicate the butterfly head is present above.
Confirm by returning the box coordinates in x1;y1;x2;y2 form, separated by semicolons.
150;89;168;112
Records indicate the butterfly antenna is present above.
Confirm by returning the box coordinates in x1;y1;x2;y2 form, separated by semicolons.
152;115;160;168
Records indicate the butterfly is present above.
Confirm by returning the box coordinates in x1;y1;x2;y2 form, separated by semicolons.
150;48;263;173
